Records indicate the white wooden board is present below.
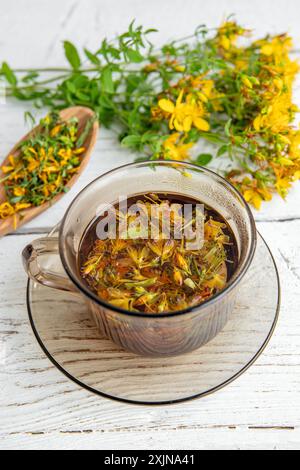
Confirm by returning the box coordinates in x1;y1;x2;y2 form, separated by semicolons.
0;0;299;450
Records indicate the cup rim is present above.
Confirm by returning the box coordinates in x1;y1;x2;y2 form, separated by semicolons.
59;160;257;318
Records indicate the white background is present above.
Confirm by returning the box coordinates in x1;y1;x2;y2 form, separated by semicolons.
0;0;299;450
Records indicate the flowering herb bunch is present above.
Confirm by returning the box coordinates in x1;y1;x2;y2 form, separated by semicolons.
81;194;232;313
1;19;300;209
0;112;86;221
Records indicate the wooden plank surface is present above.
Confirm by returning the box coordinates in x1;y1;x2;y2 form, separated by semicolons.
0;0;300;450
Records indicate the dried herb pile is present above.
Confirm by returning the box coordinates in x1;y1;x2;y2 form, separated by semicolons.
81;194;234;313
0;112;86;222
1;19;300;209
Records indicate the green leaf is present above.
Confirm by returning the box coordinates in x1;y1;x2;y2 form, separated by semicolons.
75;90;90;101
24;111;36;127
217;144;229;157
199;132;224;144
141;132;160;144
224;118;232;137
195;153;213;166
145;28;158;34
126;48;143;63
121;135;141;148
232;135;244;145
84;48;100;65
101;66;114;94
9;196;23;204
1;62;17;86
66;81;77;94
63;41;81;70
76;115;97;148
22;71;39;83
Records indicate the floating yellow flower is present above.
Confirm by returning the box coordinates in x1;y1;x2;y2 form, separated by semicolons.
205;274;226;290
158;90;210;132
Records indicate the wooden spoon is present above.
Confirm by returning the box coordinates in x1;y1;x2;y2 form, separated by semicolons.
0;106;99;237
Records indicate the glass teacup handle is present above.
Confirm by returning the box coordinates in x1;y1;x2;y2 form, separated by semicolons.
22;237;78;293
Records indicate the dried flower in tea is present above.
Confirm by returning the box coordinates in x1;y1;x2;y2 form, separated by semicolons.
80;193;238;314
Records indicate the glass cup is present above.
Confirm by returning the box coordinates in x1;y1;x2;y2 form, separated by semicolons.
22;161;256;357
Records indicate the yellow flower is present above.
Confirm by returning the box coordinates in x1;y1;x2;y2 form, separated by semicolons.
15;202;31;211
173;268;183;286
50;125;61;137
260;35;293;58
150;105;168;121
216;21;249;53
39;147;46;160
174;65;185;72
175;252;189;271
158;90;210;132
275;176;291;198
28;147;37;156
243;187;272;210
287;129;300;160
278;134;291;145
13;187;26;197
278;157;294;166
189;76;224;111
55;175;62;187
44;165;58;173
43;115;51;126
1;165;14;174
58;148;72;160
0;202;15;219
253;94;293;133
241;76;253;89
274;78;284;90
243;190;262;209
42;186;50;197
191;77;213;97
1;155;17;174
27;157;39;172
293;171;300;180
163;133;193;161
205;274;226;290
73;147;85;155
219;35;231;51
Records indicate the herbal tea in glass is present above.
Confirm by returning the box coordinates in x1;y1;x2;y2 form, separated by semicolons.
79;192;238;314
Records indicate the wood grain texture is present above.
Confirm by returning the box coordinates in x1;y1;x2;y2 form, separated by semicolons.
0;222;299;449
24;231;279;404
0;0;300;450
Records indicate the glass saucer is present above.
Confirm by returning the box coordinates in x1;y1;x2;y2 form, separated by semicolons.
27;227;280;405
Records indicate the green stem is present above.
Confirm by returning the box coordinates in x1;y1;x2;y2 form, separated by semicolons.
7;74;71;91
13;67;77;73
